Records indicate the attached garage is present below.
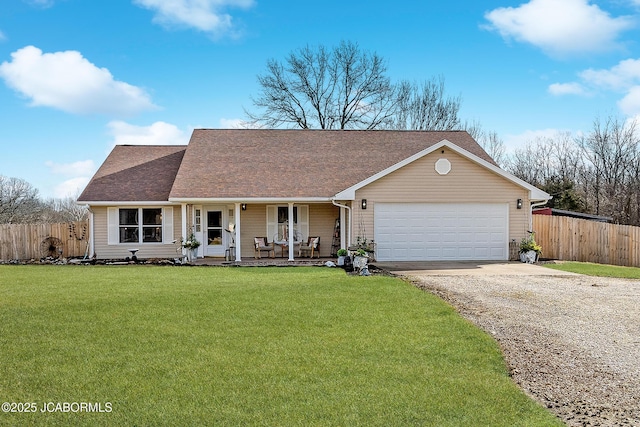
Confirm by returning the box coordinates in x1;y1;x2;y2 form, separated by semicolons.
374;203;509;261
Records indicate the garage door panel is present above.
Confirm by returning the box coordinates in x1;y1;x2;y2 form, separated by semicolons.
374;203;508;261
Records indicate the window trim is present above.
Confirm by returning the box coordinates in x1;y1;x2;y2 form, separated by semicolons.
107;206;174;245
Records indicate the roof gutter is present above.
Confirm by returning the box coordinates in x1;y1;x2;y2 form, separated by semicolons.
169;197;332;204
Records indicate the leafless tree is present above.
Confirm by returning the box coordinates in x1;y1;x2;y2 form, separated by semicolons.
577;116;639;222
246;41;397;129
463;120;507;166
0;175;44;223
507;137;556;186
391;76;462;131
41;196;89;222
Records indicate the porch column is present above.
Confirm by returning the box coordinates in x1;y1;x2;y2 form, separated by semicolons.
181;203;188;257
234;202;242;262
340;207;346;250
288;202;295;261
88;208;95;258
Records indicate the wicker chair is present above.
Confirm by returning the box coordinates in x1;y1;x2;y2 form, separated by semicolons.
299;236;320;258
254;237;274;258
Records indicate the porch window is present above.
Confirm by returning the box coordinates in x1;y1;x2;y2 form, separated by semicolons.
267;205;308;243
115;208;163;243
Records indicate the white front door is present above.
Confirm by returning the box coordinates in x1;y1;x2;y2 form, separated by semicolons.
205;208;225;257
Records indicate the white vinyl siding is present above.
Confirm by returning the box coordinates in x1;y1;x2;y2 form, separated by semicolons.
355;148;530;251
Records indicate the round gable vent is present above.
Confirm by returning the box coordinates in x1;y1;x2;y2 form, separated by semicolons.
435;158;451;175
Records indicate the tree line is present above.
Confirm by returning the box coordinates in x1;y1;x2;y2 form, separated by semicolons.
247;41;640;226
505;116;640;226
0;175;87;224
5;41;639;226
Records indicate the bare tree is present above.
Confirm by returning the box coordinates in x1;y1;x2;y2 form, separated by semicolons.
41;196;89;222
391;76;462;131
0;175;44;223
463;120;506;166
507;137;556;186
246;41;397;129
577;116;639;222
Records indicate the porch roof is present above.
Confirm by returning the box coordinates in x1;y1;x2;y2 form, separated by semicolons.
168;129;492;200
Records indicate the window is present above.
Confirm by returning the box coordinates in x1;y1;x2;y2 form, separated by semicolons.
195;209;202;232
267;205;308;243
207;211;222;245
118;208;162;243
277;206;297;224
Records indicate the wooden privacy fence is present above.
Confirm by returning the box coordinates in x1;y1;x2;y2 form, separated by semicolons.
0;221;90;261
533;215;640;267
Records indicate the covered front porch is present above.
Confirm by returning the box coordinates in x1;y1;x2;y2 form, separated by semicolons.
177;200;353;262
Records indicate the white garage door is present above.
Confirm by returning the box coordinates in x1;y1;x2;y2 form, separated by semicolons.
374;203;508;261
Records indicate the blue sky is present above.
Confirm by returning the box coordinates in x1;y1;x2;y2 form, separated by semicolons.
2;0;640;198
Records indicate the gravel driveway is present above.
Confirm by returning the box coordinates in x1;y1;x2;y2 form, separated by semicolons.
380;262;640;427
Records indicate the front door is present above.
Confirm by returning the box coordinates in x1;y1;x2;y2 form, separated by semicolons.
205;209;225;257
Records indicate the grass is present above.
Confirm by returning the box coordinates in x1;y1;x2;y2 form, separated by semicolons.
544;261;640;278
0;265;562;426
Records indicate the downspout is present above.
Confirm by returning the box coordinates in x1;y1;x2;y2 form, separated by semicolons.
181;203;188;258
331;199;352;249
529;199;550;232
86;207;94;260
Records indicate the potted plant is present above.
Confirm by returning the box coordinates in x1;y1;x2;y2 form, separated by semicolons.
519;232;542;263
336;248;348;266
348;237;376;261
353;248;369;269
181;233;201;262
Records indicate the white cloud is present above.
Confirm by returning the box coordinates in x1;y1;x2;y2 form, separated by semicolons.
0;45;157;116
503;128;567;151
107;121;188;146
548;82;587;96
550;58;640;116
579;58;640;90
134;0;254;36
0;30;6;41
484;0;634;57
45;159;96;198
53;177;91;198
618;86;640;115
45;160;96;177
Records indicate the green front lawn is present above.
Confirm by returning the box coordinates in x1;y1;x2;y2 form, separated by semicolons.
0;266;561;426
544;261;640;278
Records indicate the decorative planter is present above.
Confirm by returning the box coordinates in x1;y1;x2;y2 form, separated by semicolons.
519;250;538;264
337;255;346;266
353;255;369;269
188;248;198;262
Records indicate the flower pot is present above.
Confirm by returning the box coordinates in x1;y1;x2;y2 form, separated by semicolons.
337;255;346;266
520;250;538;264
353;255;368;269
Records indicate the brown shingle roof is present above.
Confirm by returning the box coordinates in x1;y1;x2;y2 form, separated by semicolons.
169;129;493;199
78;145;186;202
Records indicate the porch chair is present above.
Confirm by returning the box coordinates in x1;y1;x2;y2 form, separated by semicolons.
254;237;274;259
299;236;320;258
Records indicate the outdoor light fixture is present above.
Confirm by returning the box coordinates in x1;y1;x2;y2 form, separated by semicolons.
361;199;367;210
241;204;247;210
516;199;523;209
